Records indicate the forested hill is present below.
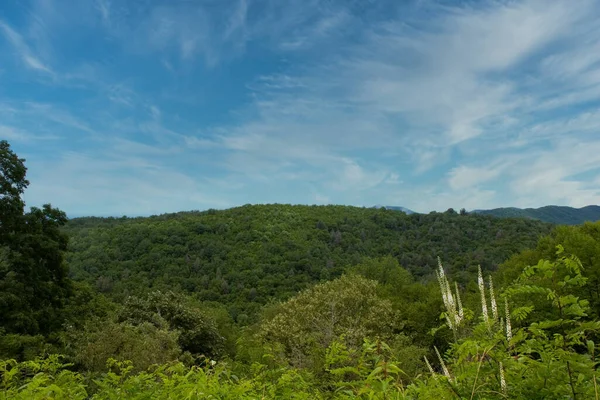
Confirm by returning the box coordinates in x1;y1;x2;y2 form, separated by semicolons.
64;204;551;320
472;205;600;225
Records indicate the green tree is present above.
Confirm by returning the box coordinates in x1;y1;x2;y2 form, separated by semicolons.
68;320;181;373
118;291;225;359
259;275;401;370
0;141;72;337
0;141;28;234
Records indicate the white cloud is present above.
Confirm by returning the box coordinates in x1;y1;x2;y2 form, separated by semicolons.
346;0;588;147
209;0;594;169
95;0;111;25
149;105;161;120
509;138;600;206
0;125;31;142
440;135;600;210
0;20;53;73
21;102;93;134
278;10;351;50
314;193;330;204
333;159;387;191
224;0;248;41
448;165;504;191
24;150;231;216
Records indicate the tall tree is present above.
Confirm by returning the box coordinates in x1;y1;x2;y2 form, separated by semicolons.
0;141;28;236
0;140;71;335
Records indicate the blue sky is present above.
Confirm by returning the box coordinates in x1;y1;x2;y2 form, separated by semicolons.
1;0;600;217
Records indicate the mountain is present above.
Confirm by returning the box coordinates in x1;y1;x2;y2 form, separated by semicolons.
372;205;416;214
472;205;600;225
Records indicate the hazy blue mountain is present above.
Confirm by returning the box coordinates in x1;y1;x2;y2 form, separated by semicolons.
472;205;600;225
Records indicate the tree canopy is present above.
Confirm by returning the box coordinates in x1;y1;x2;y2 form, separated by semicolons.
0;141;72;337
63;204;551;321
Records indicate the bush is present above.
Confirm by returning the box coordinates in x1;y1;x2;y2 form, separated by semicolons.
259;275;401;370
69;320;181;372
118;291;225;359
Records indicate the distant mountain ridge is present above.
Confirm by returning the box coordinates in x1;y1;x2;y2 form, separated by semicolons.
471;205;600;225
373;204;600;225
372;205;415;214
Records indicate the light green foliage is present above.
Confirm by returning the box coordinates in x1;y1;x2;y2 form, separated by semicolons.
497;221;600;316
349;256;413;291
259;275;399;370
0;355;87;400
68;320;181;372
414;247;600;399
325;337;408;398
349;257;442;350
0;356;322;399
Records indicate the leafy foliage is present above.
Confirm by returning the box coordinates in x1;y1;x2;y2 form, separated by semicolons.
415;246;600;399
118;291;226;358
3;249;600;399
67;320;181;373
497;221;600;317
259;274;400;370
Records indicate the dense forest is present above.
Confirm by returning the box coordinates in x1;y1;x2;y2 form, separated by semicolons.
64;204;551;321
3;139;600;399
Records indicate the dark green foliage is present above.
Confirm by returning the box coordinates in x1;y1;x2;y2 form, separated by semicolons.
0;141;72;337
0;332;49;362
64;204;551;320
118;291;226;358
60;282;116;331
474;205;600;225
0;141;28;236
349;257;445;349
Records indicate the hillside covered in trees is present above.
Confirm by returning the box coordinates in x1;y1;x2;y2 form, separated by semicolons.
3;139;600;399
63;205;551;320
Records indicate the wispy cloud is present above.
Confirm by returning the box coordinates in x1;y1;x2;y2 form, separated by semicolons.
448;165;505;191
0;125;43;142
24;150;231;216
95;0;111;25
0;19;53;73
510;138;600;207
199;0;600;210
